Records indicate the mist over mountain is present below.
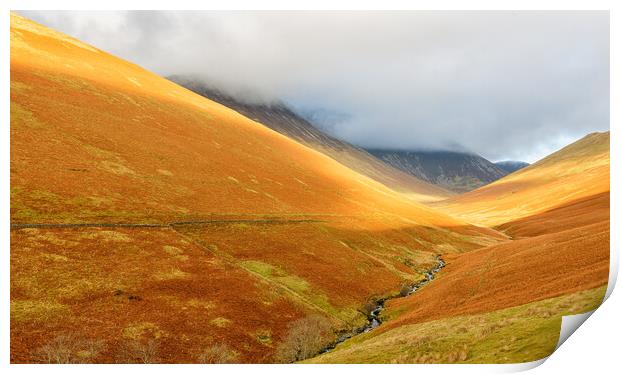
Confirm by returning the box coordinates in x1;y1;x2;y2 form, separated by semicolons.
494;161;530;174
171;75;509;195
170;75;453;201
19;10;610;163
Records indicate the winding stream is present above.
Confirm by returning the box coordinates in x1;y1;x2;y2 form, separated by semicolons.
318;255;446;354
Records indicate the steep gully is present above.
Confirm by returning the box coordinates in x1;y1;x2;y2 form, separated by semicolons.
317;256;446;355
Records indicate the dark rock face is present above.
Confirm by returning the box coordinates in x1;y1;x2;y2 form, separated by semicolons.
494;160;530;174
168;76;452;199
366;150;508;193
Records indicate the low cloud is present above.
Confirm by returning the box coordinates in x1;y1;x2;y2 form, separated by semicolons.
18;11;609;162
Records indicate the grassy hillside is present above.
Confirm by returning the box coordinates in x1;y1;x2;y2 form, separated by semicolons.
307;286;606;363
10;13;500;363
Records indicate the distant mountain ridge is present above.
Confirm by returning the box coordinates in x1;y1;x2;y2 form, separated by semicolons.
366;149;508;193
494;160;529;173
169;76;453;202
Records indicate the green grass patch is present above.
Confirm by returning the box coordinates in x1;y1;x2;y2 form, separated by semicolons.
307;286;606;364
10;186;147;223
240;260;357;322
153;267;189;281
210;317;232;328
255;329;273;346
11;299;69;323
11;102;45;129
241;260;309;294
79;230;132;242
123;321;165;340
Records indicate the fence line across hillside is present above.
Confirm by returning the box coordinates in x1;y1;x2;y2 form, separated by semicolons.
10;218;326;230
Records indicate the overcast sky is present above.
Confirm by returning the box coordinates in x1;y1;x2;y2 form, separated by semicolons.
18;11;609;163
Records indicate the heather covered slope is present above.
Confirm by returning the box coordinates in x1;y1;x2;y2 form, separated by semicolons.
10;14;500;363
10;13;608;365
11;13;459;226
435;132;610;227
168;77;453;203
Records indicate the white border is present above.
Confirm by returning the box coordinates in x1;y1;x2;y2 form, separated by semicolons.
2;1;616;373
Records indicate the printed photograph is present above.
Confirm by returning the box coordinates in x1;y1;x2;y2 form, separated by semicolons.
9;9;610;364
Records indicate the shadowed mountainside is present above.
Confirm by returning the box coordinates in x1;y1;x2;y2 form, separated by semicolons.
367;149;507;193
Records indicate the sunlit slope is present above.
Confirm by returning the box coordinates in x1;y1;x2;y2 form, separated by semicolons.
10;13;460;228
168;77;454;203
436;132;609;227
10;14;504;363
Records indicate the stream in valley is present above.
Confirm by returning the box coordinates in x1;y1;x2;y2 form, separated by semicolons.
318;255;446;354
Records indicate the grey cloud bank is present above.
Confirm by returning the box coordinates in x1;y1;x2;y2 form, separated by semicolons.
19;11;609;163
